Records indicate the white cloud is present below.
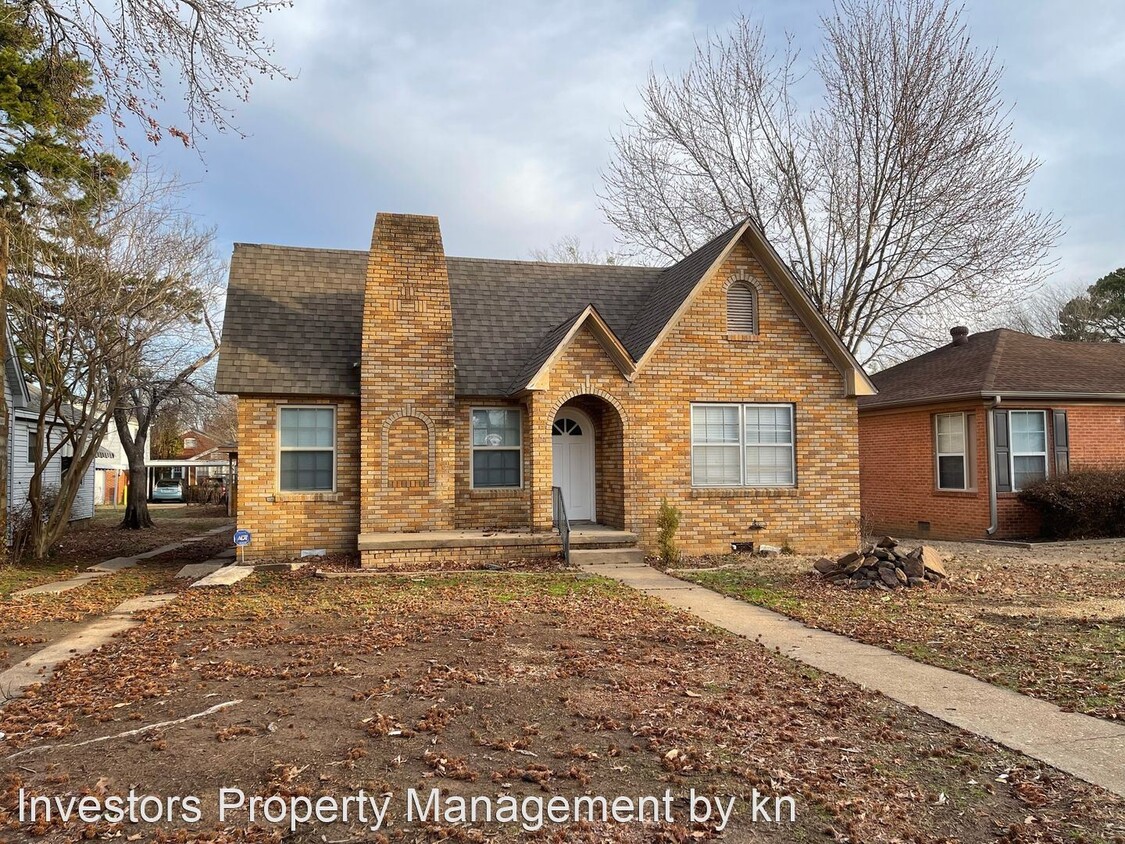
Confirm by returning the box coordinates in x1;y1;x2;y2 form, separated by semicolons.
235;0;697;256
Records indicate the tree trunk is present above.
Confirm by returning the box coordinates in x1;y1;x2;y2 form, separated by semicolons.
119;462;153;529
0;220;9;559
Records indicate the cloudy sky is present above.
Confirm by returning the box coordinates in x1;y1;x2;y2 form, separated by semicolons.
142;0;1125;294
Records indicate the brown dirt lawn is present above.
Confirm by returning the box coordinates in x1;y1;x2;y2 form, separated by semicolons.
675;539;1125;722
1;571;1122;843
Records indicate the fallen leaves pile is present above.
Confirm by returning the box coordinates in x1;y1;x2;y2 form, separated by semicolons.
0;571;1121;842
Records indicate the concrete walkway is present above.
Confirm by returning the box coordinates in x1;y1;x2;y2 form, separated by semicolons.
582;560;1125;798
0;593;177;699
9;524;232;597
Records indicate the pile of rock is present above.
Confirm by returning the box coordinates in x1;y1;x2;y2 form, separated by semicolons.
813;537;948;589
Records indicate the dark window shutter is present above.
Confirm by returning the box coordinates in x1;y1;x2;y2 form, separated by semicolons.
993;410;1011;493
1053;410;1069;475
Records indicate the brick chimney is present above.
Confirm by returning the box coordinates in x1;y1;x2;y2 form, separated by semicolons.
359;213;456;532
950;326;970;347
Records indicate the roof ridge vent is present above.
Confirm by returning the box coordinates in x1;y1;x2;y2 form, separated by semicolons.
950;326;970;346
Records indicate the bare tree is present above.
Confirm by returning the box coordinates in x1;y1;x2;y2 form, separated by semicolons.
530;235;625;265
199;391;237;444
17;0;291;146
8;167;217;555
113;352;218;529
1000;282;1088;338
601;0;1060;366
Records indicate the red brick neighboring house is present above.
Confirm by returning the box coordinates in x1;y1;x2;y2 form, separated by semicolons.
179;428;222;460
859;327;1125;540
215;212;875;565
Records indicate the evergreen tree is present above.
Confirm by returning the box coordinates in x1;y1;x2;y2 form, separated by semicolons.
0;2;123;553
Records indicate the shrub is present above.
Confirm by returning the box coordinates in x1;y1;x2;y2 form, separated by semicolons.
656;498;681;565
1018;469;1125;539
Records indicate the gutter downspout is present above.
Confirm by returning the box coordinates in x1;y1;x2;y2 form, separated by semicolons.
986;396;1002;535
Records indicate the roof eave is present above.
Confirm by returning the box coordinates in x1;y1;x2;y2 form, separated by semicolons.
859;389;1125;412
517;305;636;395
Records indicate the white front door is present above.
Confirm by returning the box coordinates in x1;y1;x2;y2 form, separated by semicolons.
552;409;595;522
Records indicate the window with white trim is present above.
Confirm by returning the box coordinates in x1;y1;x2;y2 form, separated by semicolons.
726;281;758;334
27;429;37;464
1009;410;1047;491
691;403;795;487
279;406;335;491
934;412;973;490
471;408;521;488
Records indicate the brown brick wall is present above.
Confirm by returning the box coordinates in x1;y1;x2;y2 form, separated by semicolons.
235;396;360;558
1068;404;1125;467
859;401;1125;540
359;214;457;532
859;402;991;540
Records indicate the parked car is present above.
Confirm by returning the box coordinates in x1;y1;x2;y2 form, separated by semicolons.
152;478;185;503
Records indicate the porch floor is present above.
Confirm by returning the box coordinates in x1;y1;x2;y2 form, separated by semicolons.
358;524;637;552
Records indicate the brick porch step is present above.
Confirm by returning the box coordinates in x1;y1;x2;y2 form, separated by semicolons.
569;547;646;565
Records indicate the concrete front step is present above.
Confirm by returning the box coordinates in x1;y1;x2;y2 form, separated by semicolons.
569;547;645;565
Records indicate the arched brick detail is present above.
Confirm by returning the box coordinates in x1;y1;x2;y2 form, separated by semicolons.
381;406;437;488
725;274;761;335
723;272;763;294
550;390;630;530
548;389;628;429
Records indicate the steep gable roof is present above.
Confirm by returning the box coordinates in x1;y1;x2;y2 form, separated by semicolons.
860;328;1125;409
622;220;747;357
216;219;874;398
509;305;635;395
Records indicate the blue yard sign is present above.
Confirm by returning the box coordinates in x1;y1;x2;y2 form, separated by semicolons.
233;529;251;547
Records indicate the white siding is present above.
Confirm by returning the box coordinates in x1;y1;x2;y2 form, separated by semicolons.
71;461;95;520
9;415;94;522
9;417;51;515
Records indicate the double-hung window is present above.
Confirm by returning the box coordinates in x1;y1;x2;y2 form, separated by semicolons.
279;406;335;491
935;412;973;490
1009;410;1047;490
691;403;795;487
471;408;521;488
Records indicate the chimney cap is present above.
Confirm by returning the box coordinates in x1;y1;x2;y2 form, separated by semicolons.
950;326;969;346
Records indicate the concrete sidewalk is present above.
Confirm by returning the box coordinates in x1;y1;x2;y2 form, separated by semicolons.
10;524;232;597
582;560;1125;798
0;593;176;698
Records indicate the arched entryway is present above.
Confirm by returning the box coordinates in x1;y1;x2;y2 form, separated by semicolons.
550;396;626;528
552;408;595;521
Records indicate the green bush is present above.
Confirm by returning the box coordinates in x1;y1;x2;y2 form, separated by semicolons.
1018;469;1125;539
656;498;681;565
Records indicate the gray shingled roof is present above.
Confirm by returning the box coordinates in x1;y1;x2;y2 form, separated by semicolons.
216;245;367;396
860;328;1125;409
449;259;658;395
623;220;746;356
216;229;744;397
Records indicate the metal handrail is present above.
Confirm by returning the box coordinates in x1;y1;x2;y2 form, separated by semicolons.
551;485;570;564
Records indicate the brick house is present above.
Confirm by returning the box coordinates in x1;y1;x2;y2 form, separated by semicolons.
215;213;874;565
859;327;1125;540
179;428;222;460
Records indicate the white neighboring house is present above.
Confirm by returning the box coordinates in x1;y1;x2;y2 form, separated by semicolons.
5;339;96;526
93;415;147;506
